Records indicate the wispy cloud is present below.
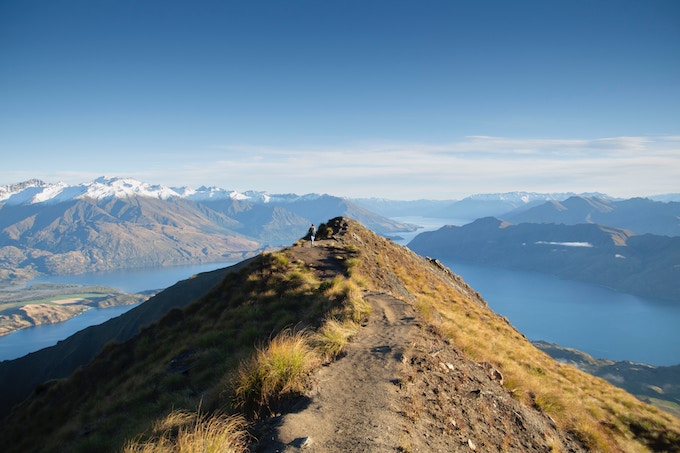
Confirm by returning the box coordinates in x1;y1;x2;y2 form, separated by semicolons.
6;135;679;200
168;135;677;199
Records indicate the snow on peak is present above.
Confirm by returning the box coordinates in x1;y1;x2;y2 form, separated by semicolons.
85;177;180;200
0;177;181;205
0;179;47;202
173;185;246;201
1;176;325;206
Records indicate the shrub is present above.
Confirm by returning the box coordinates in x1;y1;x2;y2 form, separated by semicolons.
232;329;319;417
122;410;249;453
313;318;359;362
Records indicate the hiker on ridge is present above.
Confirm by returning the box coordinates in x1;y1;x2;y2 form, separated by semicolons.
308;224;316;247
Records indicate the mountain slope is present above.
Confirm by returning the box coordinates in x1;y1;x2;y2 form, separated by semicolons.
0;218;677;452
505;196;680;236
408;217;680;301
0;196;260;277
0;259;255;418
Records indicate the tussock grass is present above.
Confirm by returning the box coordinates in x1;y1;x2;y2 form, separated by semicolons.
122;410;249;453
343;279;371;322
313;318;359;362
232;329;320;417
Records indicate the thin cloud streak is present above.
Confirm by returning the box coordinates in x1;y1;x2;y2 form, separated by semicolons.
3;136;678;200
196;135;679;198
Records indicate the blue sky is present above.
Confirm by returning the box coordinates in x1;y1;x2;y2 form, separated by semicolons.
1;0;679;199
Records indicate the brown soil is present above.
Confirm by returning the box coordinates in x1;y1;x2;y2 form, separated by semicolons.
250;239;586;452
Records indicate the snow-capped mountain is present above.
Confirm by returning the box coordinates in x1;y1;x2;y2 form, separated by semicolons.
0;177;414;281
0;177;322;206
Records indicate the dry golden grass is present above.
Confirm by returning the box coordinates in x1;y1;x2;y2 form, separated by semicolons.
232;329;320;417
412;283;679;451
312;317;359;362
122;410;249;453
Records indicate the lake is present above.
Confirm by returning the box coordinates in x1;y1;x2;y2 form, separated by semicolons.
0;261;236;361
0;303;139;361
440;259;680;366
30;261;238;293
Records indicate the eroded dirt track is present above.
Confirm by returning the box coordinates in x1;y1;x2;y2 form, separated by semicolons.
254;292;417;452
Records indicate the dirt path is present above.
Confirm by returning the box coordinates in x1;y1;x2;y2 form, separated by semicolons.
251;237;586;452
253;291;418;452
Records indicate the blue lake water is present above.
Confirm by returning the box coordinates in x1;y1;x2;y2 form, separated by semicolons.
440;259;680;366
0;303;140;361
30;261;238;293
0;261;236;361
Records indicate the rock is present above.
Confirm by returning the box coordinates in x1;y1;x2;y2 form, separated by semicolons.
479;361;504;385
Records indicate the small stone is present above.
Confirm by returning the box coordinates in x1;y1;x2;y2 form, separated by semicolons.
468;438;477;450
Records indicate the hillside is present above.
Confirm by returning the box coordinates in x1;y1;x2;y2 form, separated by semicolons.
534;341;680;419
0;218;677;452
0;261;254;417
408;217;680;301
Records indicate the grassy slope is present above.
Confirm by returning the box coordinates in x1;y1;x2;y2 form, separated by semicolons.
0;217;678;452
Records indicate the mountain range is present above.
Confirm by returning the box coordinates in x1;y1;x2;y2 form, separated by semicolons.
503;196;680;237
408;217;680;301
0;177;414;282
0;218;677;452
353;191;613;220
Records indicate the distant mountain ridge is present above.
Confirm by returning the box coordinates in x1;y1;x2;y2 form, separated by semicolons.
408;217;680;301
353;191;614;220
503;195;680;236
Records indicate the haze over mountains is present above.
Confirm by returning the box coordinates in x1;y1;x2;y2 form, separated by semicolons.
504;196;680;237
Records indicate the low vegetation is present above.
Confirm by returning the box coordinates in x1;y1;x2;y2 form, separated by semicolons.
122;410;249;453
0;238;369;452
232;329;320;417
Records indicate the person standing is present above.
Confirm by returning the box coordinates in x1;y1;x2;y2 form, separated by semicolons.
308;224;316;247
